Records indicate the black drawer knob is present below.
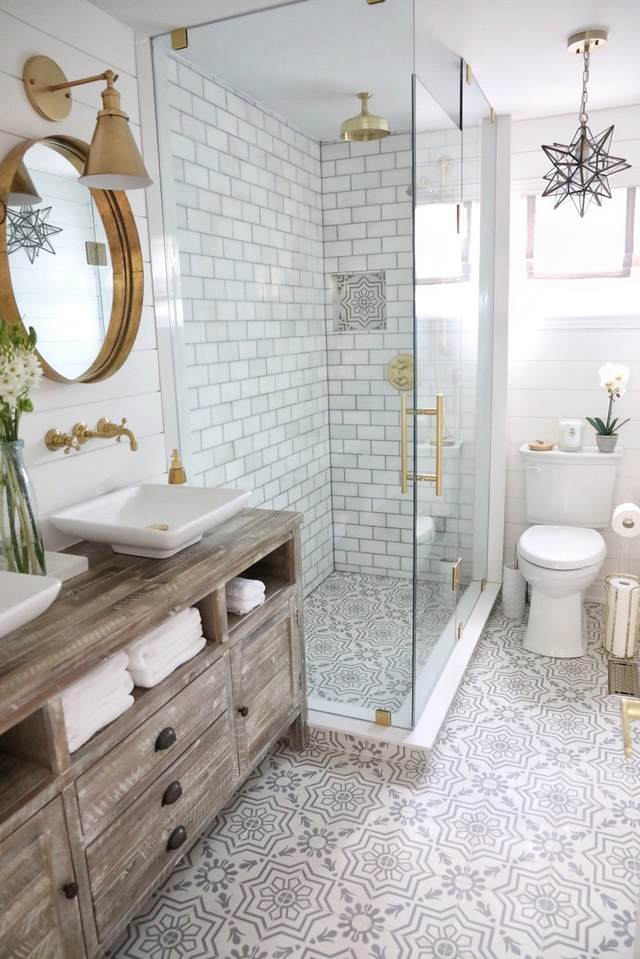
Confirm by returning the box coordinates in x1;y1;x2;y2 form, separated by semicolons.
155;727;177;751
167;826;187;851
63;882;79;900
162;780;183;806
238;706;249;718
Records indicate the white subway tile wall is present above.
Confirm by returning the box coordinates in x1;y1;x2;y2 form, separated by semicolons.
167;54;333;593
167;55;485;591
322;135;415;578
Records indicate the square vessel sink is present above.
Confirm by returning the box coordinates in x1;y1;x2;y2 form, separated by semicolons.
50;484;252;559
0;571;62;638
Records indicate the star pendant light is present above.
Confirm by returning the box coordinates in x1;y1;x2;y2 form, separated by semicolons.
541;30;630;217
7;206;63;263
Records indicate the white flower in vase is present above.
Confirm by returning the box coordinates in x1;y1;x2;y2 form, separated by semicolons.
0;319;45;575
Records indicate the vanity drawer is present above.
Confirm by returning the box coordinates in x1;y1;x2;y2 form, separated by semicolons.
76;657;228;835
87;711;236;942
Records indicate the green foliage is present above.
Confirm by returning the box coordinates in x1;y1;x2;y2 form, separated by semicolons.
586;416;630;436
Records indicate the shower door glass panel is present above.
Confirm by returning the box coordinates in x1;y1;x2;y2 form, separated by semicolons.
411;74;464;724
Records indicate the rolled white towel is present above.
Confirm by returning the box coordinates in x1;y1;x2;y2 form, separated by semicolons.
129;635;207;688
226;594;266;616
126;620;204;671
65;690;135;753
226;577;265;599
126;608;203;669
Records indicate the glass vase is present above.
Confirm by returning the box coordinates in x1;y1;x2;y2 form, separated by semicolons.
0;440;46;576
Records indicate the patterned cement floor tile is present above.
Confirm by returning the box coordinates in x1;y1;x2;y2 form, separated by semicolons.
305;571;459;712
109;600;640;959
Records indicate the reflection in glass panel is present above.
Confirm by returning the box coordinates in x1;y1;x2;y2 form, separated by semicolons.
7;143;113;380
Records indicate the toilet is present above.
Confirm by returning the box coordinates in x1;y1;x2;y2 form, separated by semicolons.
517;444;622;657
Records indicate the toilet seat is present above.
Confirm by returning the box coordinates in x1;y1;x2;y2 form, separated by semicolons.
518;525;606;571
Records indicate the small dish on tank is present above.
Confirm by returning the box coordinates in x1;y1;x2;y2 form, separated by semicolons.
528;440;554;451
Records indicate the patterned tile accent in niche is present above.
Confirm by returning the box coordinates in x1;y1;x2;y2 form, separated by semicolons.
109;601;639;959
332;271;387;331
305;572;460;712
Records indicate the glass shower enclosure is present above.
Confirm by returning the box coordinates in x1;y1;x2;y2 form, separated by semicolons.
152;0;497;732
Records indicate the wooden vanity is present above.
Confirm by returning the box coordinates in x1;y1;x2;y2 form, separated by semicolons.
0;508;306;959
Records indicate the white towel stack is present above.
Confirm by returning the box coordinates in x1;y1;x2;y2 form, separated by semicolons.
226;576;266;615
126;607;206;688
61;651;134;753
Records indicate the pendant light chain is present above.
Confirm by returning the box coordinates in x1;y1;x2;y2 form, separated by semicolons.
579;47;590;126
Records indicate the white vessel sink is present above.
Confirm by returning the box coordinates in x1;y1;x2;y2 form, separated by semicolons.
0;571;62;638
50;484;252;559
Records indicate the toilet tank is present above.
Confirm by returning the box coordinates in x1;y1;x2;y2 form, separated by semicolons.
520;445;622;528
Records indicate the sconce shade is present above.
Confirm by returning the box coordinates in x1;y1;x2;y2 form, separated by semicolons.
340;92;390;142
78;74;152;190
8;161;42;207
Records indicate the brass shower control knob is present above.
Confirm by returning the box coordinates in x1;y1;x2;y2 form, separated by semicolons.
387;354;414;391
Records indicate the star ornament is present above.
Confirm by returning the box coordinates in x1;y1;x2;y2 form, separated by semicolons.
6;205;63;263
542;124;631;217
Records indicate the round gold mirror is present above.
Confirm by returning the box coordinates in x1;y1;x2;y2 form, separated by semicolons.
0;135;143;383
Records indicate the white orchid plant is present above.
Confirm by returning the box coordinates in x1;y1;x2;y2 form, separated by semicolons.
586;363;630;437
0;319;43;442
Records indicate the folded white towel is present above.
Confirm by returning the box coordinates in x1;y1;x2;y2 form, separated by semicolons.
65;691;134;753
62;651;130;702
126;620;203;671
227;594;266;616
226;577;265;598
126;608;202;668
129;635;207;688
63;672;134;713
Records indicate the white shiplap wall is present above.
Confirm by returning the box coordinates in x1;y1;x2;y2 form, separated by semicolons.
0;0;168;550
506;104;640;598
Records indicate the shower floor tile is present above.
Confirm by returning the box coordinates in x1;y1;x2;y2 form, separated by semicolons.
305;571;457;713
109;601;638;959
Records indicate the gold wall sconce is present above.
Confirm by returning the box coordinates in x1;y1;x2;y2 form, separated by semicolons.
46;418;138;454
22;56;152;190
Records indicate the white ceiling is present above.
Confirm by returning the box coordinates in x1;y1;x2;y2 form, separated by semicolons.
88;0;640;123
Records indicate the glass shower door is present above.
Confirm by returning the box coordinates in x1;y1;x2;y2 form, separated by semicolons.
409;74;464;725
410;67;496;724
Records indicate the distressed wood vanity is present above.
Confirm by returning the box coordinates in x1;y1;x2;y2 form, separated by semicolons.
0;508;306;959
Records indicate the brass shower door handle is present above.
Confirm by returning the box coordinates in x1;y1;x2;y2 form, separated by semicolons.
621;698;640;756
400;393;444;496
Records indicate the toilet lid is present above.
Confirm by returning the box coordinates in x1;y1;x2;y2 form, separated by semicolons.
518;525;606;570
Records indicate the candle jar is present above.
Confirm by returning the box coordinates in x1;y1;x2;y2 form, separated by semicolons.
558;419;584;452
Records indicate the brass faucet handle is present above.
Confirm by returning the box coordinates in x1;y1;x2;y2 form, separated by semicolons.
45;428;79;454
621;699;640;757
72;423;92;447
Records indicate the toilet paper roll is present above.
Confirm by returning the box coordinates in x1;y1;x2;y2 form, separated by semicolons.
612;503;640;538
603;575;640;658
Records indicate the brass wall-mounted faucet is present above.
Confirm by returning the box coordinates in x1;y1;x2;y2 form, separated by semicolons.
46;418;138;454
